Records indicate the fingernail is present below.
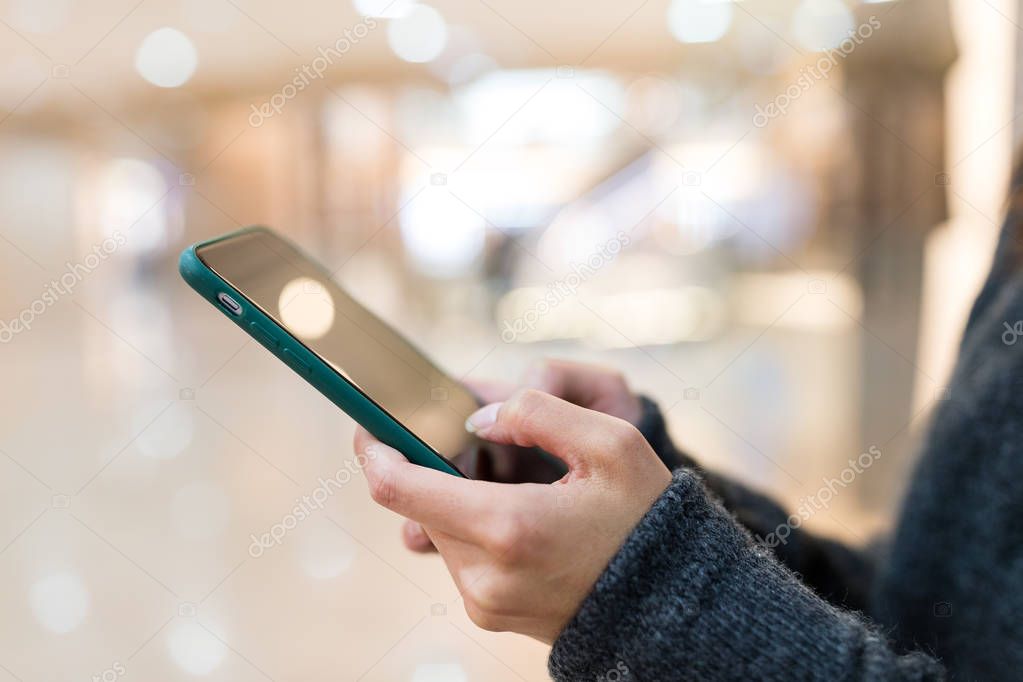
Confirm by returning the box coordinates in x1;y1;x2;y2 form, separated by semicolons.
465;402;501;434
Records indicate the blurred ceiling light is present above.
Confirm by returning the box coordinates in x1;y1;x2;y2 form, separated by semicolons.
168;621;227;675
134;27;198;88
30;572;90;634
6;0;70;34
279;277;336;340
667;0;734;44
387;4;448;63
403;146;585;231
791;0;855;51
399;187;485;277
353;0;415;18
456;69;623;145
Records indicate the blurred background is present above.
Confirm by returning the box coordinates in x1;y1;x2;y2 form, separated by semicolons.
0;0;1017;679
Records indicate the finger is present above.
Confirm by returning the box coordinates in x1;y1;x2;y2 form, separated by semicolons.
354;427;529;542
464;389;640;473
402;520;437;553
522;359;640;423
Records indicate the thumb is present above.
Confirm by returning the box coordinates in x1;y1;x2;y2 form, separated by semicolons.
465;389;641;474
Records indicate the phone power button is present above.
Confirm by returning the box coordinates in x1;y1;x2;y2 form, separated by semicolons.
283;348;312;375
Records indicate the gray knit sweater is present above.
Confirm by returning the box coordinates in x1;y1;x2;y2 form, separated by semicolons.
548;191;1023;680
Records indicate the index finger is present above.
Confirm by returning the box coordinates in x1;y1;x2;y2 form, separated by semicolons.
353;427;536;542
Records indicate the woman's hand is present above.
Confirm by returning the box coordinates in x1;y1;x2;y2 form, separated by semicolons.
355;389;672;644
466;359;642;424
519;358;643;426
401;359;644;551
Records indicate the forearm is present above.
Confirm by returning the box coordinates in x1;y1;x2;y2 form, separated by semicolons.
549;470;944;682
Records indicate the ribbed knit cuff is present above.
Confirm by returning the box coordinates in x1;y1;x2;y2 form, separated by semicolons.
548;468;711;681
548;469;907;681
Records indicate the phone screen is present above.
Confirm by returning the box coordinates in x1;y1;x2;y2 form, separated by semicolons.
196;229;479;462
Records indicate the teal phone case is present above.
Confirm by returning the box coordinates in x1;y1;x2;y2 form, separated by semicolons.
179;226;466;478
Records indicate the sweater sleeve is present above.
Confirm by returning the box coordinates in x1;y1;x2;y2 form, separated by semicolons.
548;470;945;682
635;396;875;611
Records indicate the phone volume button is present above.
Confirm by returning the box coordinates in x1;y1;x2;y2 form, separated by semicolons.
249;322;279;349
283;347;312;375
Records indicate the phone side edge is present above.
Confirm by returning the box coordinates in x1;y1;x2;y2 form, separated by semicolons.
178;243;467;478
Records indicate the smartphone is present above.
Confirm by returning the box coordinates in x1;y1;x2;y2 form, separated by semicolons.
179;226;477;477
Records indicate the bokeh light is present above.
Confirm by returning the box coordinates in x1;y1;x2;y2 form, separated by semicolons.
134;27;199;88
30;572;90;634
667;0;734;44
279;277;336;340
791;0;855;51
387;4;448;63
353;0;415;18
167;621;227;675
